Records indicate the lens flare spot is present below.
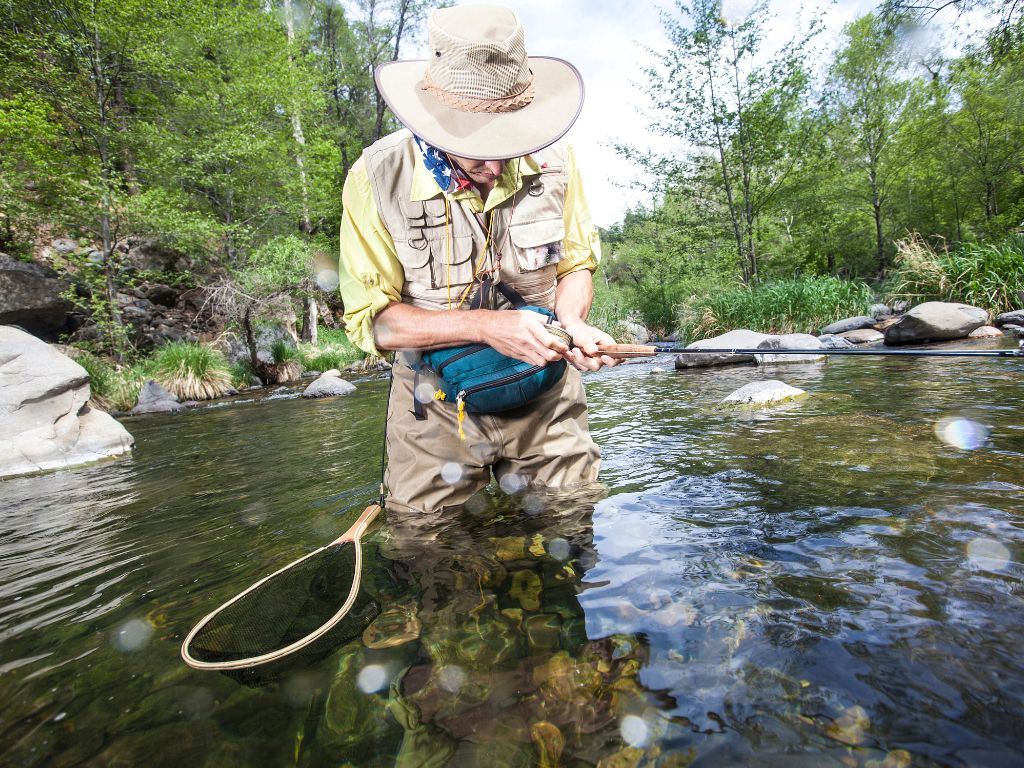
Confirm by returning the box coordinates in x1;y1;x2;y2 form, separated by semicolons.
620;714;649;747
414;382;437;404
499;473;527;494
438;665;467;693
440;462;463;484
967;537;1011;571
547;537;571;561
357;664;389;694
316;269;340;291
112;619;153;652
934;417;990;450
522;492;545;515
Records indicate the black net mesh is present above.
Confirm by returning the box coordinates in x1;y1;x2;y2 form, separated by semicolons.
186;542;378;665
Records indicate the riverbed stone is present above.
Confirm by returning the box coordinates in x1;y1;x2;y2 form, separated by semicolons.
883;301;988;345
819;316;876;335
817;334;855;349
131;380;185;415
994;309;1024;328
721;380;807;407
1000;324;1024;337
0;326;134;478
839;328;885;344
302;372;356;398
869;303;893;318
674;329;767;369
618;320;651;344
968;325;1003;338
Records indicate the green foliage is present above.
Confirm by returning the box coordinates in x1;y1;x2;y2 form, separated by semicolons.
298;329;364;371
149;342;232;401
678;276;876;341
885;234;1024;313
270;339;301;365
65;347;147;412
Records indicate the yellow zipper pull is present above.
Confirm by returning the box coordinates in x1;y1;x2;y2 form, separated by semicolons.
456;391;467;441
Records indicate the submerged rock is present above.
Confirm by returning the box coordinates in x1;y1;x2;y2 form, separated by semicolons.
0;326;134;478
721;380;807;407
817;334;855;349
968;325;1003;339
883;301;987;345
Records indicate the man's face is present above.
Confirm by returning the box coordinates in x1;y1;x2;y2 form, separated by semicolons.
448;155;505;186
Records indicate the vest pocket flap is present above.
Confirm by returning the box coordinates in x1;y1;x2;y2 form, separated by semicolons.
509;218;566;249
395;235;433;268
422;198;448;225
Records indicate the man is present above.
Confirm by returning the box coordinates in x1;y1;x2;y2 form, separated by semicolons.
339;4;617;514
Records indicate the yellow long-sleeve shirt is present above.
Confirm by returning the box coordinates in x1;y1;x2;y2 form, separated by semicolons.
338;142;602;356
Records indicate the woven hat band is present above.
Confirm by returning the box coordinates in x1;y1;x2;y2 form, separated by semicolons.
421;68;535;114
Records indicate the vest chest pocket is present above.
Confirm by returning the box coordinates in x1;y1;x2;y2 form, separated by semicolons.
395;198;479;295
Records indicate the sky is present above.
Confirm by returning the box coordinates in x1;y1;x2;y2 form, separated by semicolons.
405;0;993;227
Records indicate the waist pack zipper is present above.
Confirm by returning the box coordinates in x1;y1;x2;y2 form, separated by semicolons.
435;344;488;376
458;365;544;400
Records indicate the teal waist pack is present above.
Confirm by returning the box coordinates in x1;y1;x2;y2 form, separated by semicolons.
422;306;567;416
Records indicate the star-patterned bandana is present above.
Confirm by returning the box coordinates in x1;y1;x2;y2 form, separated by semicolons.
413;135;473;195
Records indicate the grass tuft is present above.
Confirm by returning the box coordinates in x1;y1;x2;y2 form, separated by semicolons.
149;342;232;401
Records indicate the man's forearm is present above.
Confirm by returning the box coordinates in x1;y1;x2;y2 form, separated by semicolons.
554;269;594;331
372;303;487;351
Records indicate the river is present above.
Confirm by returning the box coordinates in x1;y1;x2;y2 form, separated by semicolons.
2;348;1022;767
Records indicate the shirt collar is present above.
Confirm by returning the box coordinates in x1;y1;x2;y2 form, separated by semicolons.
410;137;545;209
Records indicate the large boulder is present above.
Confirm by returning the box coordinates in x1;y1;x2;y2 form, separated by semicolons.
883;302;988;345
994;309;1024;328
125;238;191;273
675;329;824;369
0;326;134;478
617;320;651;345
818;316;876;335
0;253;73;338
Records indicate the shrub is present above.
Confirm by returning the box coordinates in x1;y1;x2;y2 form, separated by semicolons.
678;276;875;342
270;339;301;364
65;348;145;412
886;234;1024;314
149;342;232;400
298;328;366;372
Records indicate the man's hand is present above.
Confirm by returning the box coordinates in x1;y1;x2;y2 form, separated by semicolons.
478;309;569;367
561;320;620;371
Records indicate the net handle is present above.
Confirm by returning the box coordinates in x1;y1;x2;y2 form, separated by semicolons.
181;503;382;671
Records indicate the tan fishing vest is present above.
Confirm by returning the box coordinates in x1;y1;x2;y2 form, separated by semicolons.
361;130;569;313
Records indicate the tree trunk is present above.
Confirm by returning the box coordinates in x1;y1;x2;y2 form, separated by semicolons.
301;296;318;344
283;0;313;234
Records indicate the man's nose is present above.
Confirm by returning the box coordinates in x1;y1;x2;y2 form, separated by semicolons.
482;160;504;176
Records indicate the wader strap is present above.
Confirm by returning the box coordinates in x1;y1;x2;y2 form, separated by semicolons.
380;365;395;508
469;278;528;310
411;365;427;421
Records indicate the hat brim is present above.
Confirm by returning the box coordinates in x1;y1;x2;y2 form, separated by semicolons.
375;56;584;161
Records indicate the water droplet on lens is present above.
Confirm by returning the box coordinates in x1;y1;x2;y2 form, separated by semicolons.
934;417;990;450
438;665;466;693
499;473;526;494
414;382;436;404
547;537;570;561
440;462;463;484
316;269;339;291
357;664;389;693
522;492;545;515
620;714;649;747
112;619;153;652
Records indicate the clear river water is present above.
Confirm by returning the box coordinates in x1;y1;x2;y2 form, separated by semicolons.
2;346;1023;767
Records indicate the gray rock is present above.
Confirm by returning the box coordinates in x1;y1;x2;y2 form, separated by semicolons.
721;379;807;407
255;322;298;365
892;300;910;313
869;303;893;319
0;326;134;478
126;237;191;273
619;320;651;344
302;373;356;398
818;316;876;335
839;328;885;344
1001;324;1024;337
994;309;1024;328
968;325;1003;339
0;253;73;338
143;283;179;307
817;334;855;349
131;380;184;415
51;237;78;254
675;329;769;369
754;333;825;364
883;301;988;345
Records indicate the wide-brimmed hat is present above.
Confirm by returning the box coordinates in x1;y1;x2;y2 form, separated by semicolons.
374;4;584;161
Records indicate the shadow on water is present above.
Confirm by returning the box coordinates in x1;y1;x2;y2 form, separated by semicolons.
1;351;1023;766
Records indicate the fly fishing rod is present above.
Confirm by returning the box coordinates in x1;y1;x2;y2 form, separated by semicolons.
596;342;1024;360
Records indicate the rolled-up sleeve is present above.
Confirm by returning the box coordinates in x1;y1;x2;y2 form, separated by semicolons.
338;158;404;356
557;144;602;279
